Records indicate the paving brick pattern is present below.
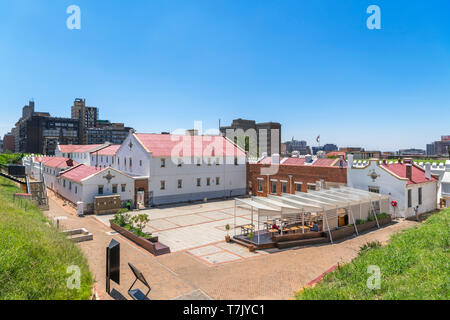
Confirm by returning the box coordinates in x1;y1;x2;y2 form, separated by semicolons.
46;191;419;300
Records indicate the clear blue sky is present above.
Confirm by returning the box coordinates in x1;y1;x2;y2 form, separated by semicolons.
1;0;449;151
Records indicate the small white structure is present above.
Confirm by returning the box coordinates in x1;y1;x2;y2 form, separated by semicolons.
114;131;247;206
347;155;438;218
57;165;135;213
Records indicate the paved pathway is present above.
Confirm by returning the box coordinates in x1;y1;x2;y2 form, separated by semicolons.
46;193;418;300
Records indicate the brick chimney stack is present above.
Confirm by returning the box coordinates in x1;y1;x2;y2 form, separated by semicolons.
406;163;412;181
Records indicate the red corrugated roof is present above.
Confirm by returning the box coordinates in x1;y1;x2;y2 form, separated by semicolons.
58;144;105;153
34;156;53;163
59;164;103;183
381;163;437;185
43;157;78;169
258;157;343;167
134;134;246;157
91;145;120;156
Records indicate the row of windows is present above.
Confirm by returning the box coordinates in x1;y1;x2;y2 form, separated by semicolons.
61;179;127;195
161;157;239;167
160;177;221;190
257;179;315;193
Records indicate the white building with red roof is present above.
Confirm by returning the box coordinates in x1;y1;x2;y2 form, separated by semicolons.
347;155;438;218
114;131;247;206
55;143;111;165
57;164;135;213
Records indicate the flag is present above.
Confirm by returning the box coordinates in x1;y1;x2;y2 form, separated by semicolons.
316;135;320;143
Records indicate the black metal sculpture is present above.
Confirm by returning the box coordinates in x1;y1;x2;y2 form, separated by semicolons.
106;239;120;294
128;263;151;300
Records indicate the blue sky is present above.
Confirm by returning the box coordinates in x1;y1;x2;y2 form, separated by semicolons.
0;0;449;151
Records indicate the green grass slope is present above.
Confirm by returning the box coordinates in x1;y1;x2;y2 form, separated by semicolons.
0;176;93;300
297;209;450;300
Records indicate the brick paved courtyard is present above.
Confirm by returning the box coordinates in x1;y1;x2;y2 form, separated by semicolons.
95;200;269;265
46;191;419;300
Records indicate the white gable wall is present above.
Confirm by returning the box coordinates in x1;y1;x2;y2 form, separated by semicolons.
115;133;151;177
347;160;437;218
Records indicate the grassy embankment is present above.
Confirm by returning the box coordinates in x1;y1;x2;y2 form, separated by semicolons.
297;208;450;300
0;175;93;299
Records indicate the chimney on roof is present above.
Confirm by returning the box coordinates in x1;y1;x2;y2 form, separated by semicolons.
66;159;74;167
406;163;412;181
425;162;431;180
347;154;354;168
272;153;280;165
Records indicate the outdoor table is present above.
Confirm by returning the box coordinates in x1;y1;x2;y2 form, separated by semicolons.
240;224;254;235
290;226;300;233
268;229;279;238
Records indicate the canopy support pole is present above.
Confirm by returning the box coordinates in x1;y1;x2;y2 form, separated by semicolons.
302;211;305;234
349;203;359;236
370;201;380;228
234;201;236;237
324;210;333;244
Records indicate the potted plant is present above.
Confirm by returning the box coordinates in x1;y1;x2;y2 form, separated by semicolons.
225;224;231;242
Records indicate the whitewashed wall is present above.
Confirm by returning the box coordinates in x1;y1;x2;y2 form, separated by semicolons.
347;159;437;218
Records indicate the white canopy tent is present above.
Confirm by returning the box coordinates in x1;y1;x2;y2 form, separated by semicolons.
234;186;390;244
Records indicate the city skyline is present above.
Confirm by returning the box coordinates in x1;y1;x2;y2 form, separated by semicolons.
1;0;450;151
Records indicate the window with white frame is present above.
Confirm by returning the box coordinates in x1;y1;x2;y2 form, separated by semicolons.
161;158;166;168
207;178;211;186
295;182;302;192
160;180;166;190
197;178;201;187
216;177;220;185
258;179;263;192
178;179;182;189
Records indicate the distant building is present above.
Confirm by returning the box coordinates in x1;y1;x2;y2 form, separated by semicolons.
2;133;14;152
220;118;281;157
312;144;338;155
398;149;426;156
12;101;80;155
71;98;98;144
86;124;132;145
339;147;381;160
426;136;450;156
284;139;311;156
0;139;3;153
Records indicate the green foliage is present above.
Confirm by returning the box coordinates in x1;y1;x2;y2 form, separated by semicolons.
0;176;93;300
297;209;450;300
358;241;382;256
0;153;23;166
112;211;151;239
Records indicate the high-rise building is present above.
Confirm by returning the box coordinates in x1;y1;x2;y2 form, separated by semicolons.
71;98;98;144
219;118;281;157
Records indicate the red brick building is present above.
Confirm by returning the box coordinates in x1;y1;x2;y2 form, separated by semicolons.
3;133;15;152
247;155;347;196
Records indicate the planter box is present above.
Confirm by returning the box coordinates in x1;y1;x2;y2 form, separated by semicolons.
110;221;170;256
